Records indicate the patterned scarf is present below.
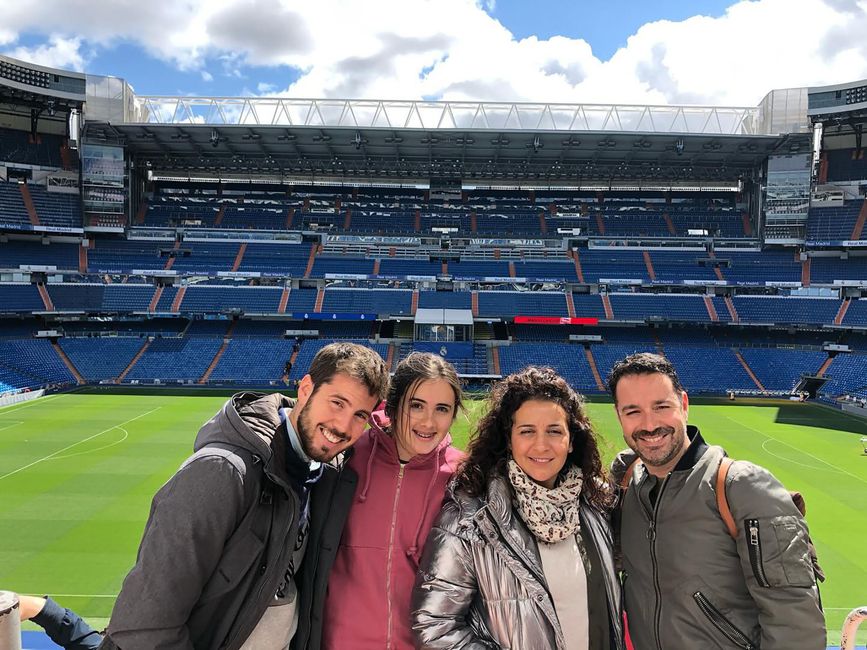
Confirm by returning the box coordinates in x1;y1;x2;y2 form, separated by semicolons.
507;459;583;544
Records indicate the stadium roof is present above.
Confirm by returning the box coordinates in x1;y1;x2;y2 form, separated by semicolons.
97;120;792;183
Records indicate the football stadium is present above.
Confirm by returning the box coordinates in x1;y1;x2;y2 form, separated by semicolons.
0;50;866;648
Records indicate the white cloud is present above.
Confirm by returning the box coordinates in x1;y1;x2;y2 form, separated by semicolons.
201;70;214;82
0;0;865;106
5;35;87;71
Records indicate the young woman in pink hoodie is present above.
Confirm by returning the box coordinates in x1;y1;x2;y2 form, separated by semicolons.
321;351;465;650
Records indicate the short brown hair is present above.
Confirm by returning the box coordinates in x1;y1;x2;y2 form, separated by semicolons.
308;342;390;401
607;352;684;402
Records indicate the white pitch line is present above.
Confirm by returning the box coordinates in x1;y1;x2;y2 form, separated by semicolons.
0;407;162;481
760;438;840;474
51;427;130;460
720;413;867;486
0;420;23;432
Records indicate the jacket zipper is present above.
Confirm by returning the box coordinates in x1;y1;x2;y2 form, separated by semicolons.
647;474;669;650
746;518;771;587
384;464;405;650
693;591;756;650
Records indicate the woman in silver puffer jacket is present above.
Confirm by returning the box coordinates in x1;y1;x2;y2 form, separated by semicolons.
411;366;625;650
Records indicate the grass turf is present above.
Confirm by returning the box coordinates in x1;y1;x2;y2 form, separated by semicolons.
1;392;865;645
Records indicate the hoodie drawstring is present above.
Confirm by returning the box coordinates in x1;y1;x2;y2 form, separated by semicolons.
407;443;442;565
358;430;379;503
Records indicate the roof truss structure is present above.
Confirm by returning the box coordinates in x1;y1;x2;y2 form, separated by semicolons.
133;97;761;136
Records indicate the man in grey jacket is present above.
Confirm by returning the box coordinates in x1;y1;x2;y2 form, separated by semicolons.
609;352;825;650
99;342;389;650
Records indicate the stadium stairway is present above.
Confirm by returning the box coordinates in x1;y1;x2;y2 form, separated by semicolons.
602;294;614;320
314;288;325;312
115;340;150;383
51;341;85;384
571;250;585;283
19;183;40;226
35;284;54;311
817;355;834;377
724;296;739;322
802;256;811;287
78;243;88;273
643;251;656;281
566;292;576;318
231;243;247;271
386;342;398;371
491;346;501;375
304;243;318;278
741;211;753;237
734;350;766;391
835;298;852;325
703;296;719;321
278;287;290;313
148;286;164;312
134;200;149;225
171;286;187;312
850;199;867;241
663;211;676;235
199;321;236;384
584;347;605;391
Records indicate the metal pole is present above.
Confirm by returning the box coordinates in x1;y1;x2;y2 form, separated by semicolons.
841;606;867;650
0;591;22;650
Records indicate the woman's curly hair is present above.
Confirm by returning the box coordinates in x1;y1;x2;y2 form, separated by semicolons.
454;366;612;509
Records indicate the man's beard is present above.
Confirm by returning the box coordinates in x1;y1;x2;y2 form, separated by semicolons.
630;425;684;468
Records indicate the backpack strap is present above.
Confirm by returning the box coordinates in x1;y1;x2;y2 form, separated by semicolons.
716;457;737;539
619;457;642;491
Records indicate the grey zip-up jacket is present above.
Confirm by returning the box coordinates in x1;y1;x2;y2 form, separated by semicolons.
412;474;625;650
100;392;324;650
615;427;825;650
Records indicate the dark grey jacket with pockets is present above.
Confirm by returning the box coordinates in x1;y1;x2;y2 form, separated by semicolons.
615;426;826;650
99;392;355;650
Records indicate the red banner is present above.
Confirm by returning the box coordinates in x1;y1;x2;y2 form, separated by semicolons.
514;316;599;325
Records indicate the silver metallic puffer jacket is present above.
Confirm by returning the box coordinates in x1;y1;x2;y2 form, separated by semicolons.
411;474;624;650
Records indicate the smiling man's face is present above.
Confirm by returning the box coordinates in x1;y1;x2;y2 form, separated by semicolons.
291;371;378;462
614;372;690;478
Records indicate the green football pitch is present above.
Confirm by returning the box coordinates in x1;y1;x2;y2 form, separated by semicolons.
1;391;865;645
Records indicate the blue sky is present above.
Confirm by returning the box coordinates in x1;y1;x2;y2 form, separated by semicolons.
1;0;865;105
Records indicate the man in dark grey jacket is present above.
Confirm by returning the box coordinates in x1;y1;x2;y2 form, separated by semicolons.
99;342;389;650
609;352;825;650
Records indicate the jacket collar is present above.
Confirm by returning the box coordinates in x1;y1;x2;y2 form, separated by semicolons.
672;425;708;473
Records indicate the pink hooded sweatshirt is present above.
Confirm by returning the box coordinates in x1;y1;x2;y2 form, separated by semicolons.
321;408;464;650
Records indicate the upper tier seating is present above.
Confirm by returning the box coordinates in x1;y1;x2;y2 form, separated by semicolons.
608;293;711;322
0;127;64;168
806;199;866;242
0;181;32;230
477;291;568;318
825;149;867;183
322;288;413;315
0;284;46;312
732;296;841;325
288;339;388;381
